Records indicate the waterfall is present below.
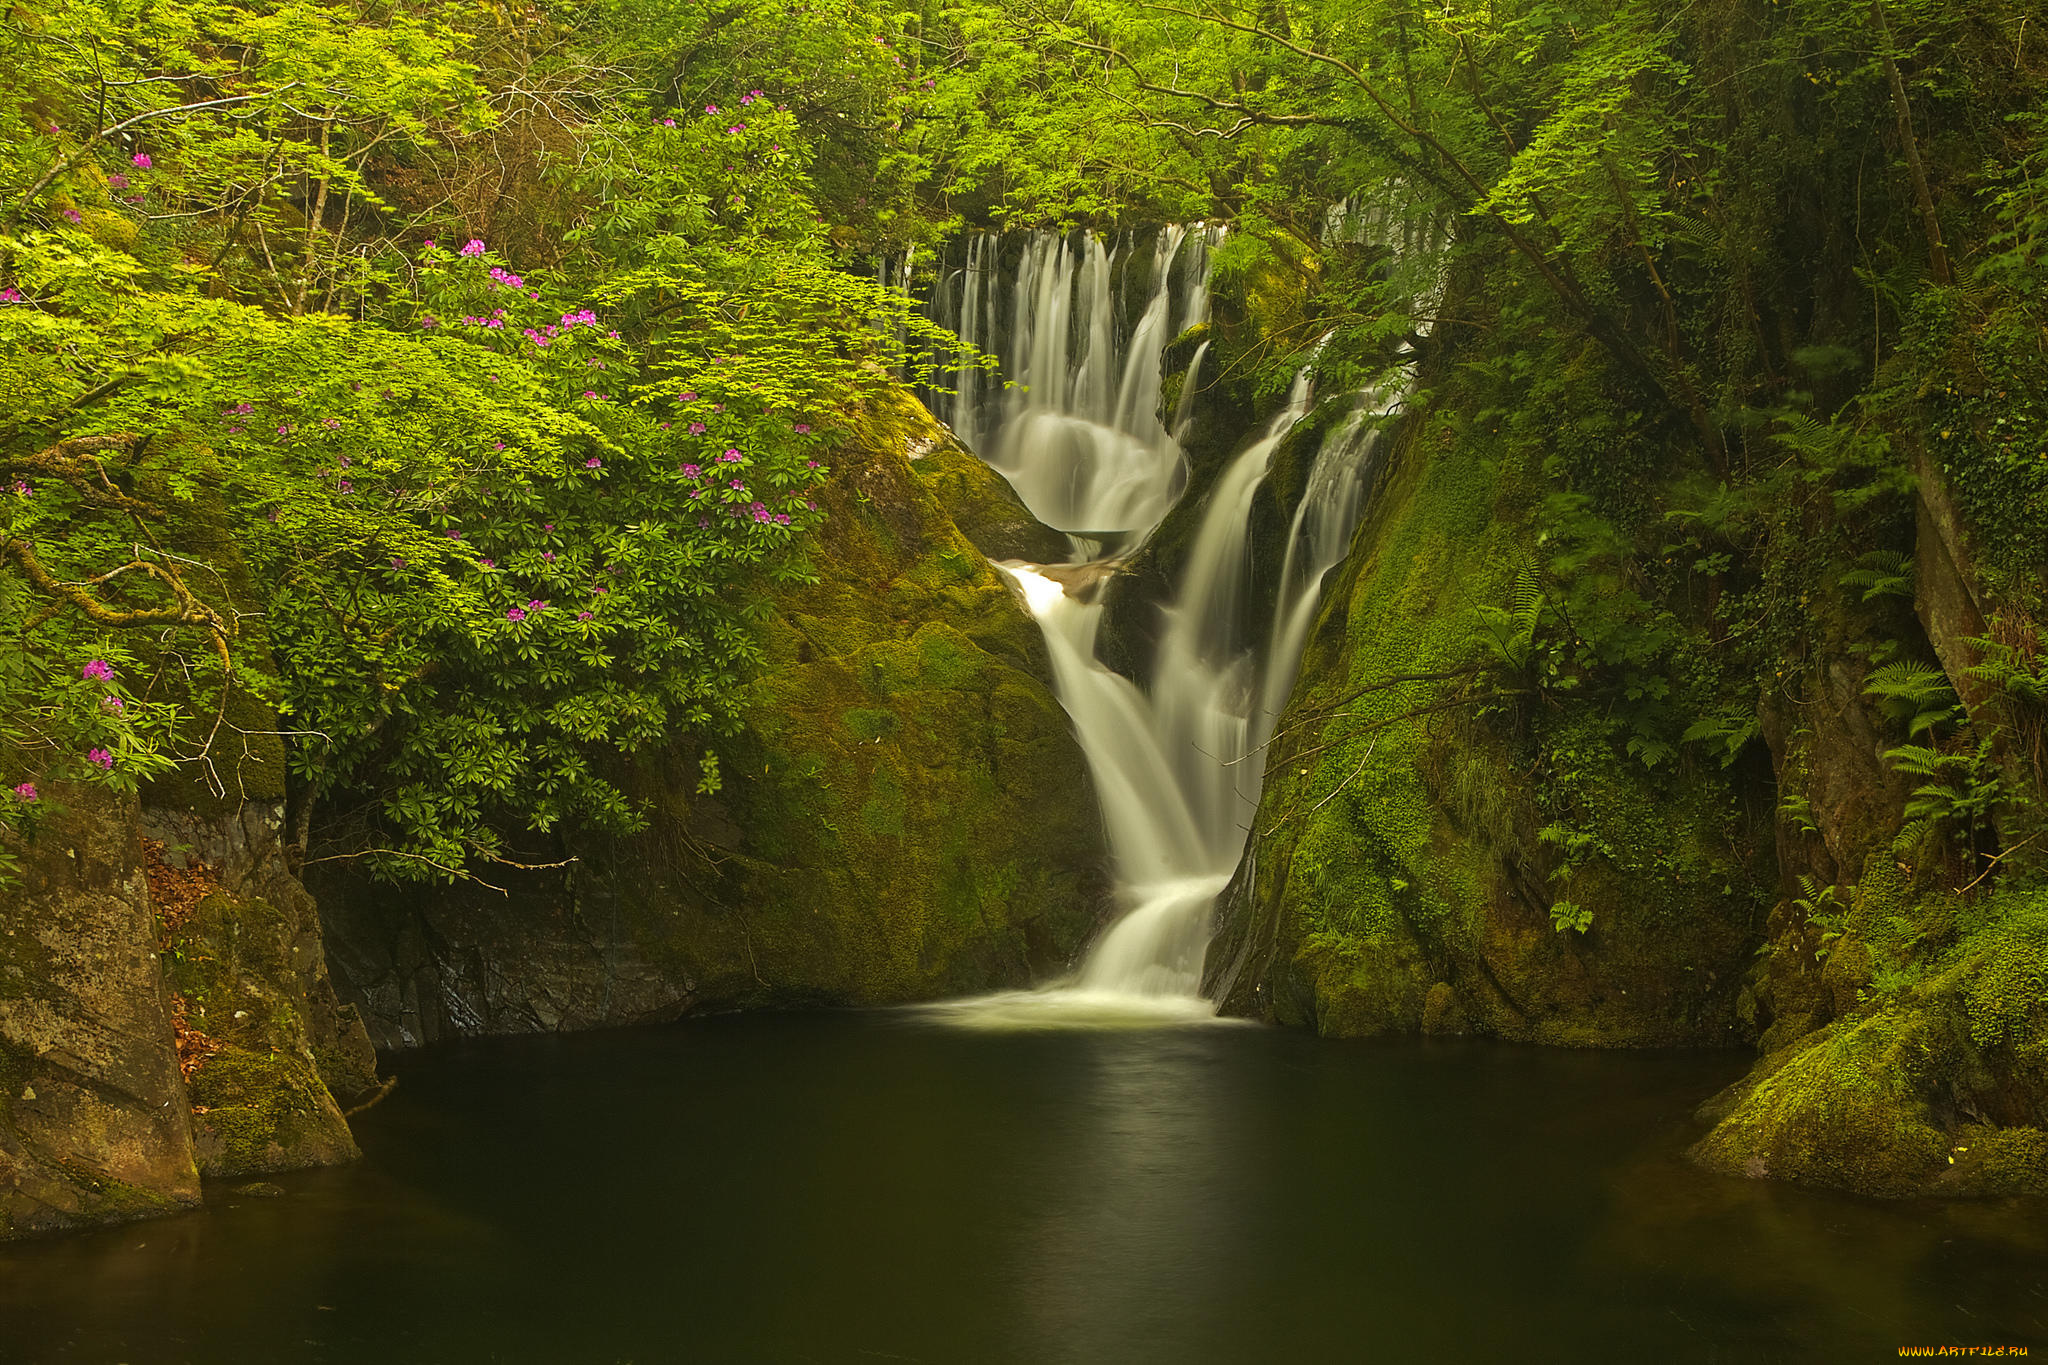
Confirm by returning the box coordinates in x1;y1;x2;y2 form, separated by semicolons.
1255;381;1404;748
919;227;1392;1026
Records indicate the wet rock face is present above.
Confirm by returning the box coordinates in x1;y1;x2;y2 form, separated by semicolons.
1204;397;1774;1051
0;784;200;1239
319;393;1114;1047
314;875;694;1048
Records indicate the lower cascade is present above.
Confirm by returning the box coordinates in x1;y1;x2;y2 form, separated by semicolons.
919;230;1395;1024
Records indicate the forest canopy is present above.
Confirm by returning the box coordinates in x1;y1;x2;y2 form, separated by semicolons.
5;0;2045;891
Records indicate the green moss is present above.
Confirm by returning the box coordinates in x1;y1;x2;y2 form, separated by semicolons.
1939;1124;2048;1197
1691;1014;1949;1196
162;888;357;1176
188;1045;345;1176
1213;358;1768;1046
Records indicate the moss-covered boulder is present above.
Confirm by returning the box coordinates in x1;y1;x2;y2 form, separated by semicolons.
159;875;361;1177
0;783;201;1239
1693;875;2048;1198
318;390;1113;1045
906;424;1070;563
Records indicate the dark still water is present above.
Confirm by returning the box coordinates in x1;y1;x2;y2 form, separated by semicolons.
3;1013;2045;1364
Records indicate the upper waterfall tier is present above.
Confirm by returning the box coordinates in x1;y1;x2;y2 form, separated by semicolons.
925;227;1219;539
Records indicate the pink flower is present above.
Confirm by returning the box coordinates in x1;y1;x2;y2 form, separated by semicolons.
337;480;353;494
131;152;151;169
542;550;556;562
10;782;35;802
662;118;676;127
706;104;719;114
681;464;701;478
424;238;436;249
585;457;602;468
447;530;463;539
776;513;791;525
730;479;746;490
687;422;707;435
577;610;593;620
506;606;526;621
82;660;113;682
681;391;698;401
526;599;546;613
543;523;555;531
582;390;599;400
0;288;19;304
107;173;128;189
101;695;125;714
392;557;405;568
62;209;82;223
806;459;820;468
794;423;811;434
460;238;486;257
480;558;495;569
87;748;114;771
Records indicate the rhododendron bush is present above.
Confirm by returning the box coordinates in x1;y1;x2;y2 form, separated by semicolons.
0;0;956;884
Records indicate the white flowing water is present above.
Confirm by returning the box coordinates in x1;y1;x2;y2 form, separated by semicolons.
917;227;1393;1029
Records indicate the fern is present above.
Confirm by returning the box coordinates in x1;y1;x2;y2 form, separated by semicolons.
1839;550;1914;603
1792;874;1848;960
1864;661;1960;737
1680;709;1761;767
1469;566;1546;674
1965;628;2048;710
1780;791;1821;836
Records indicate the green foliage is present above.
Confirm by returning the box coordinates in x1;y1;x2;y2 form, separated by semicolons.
1839;551;1914;604
0;0;962;882
1792;875;1848;961
1864;661;1962;739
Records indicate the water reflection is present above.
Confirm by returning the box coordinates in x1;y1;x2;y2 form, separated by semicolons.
0;1016;2042;1363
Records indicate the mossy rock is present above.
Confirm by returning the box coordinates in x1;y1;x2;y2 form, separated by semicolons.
1206;353;1770;1048
164;888;358;1177
907;430;1070;563
1695;881;2048;1198
1690;1014;1950;1196
0;781;203;1239
186;1044;355;1177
